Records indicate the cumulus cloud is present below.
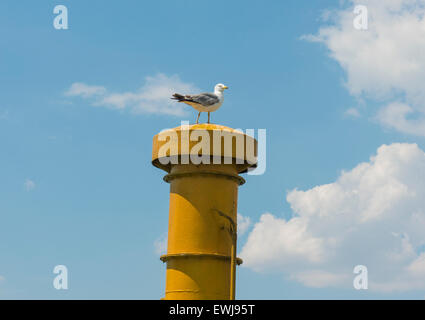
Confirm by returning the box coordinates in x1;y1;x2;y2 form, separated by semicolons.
66;74;199;116
66;83;106;98
238;213;252;236
154;233;168;256
241;143;425;292
291;270;350;288
305;0;425;136
377;102;425;136
345;107;361;118
24;179;35;191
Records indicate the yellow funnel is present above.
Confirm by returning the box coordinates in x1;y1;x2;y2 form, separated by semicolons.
152;123;257;300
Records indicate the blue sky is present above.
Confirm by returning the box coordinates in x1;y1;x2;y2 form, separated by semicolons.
1;0;425;299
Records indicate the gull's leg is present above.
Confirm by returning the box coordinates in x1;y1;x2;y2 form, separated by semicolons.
196;112;201;124
208;112;210;124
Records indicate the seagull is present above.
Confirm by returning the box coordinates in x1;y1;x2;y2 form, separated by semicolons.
171;83;228;124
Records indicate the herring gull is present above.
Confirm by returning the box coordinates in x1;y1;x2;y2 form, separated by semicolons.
171;83;228;124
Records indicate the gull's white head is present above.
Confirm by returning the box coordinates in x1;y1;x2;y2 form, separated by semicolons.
214;83;229;93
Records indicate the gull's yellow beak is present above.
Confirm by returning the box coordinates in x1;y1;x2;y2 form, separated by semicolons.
223;85;229;89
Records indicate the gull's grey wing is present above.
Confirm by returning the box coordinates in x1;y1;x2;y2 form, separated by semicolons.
188;93;219;106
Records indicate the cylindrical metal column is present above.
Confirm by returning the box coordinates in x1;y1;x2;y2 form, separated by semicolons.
152;124;257;300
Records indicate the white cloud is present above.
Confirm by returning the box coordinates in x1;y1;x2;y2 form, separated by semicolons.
66;74;199;116
377;102;425;136
237;213;252;235
291;270;350;288
24;179;35;191
66;83;106;98
241;143;425;292
345;107;361;118
305;0;425;136
154;233;168;256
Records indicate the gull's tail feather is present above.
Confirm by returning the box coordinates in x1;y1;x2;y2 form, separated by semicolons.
171;93;194;102
171;93;185;102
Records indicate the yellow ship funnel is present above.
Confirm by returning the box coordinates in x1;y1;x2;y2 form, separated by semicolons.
152;123;257;300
